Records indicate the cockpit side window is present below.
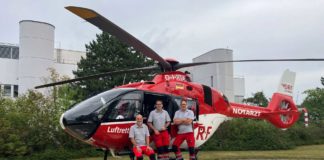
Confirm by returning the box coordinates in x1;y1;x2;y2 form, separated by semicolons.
104;91;142;121
173;97;199;121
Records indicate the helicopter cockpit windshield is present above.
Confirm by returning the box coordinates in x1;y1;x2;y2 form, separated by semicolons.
62;88;136;140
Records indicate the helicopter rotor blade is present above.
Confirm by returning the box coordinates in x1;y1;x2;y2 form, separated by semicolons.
35;65;159;89
174;58;324;70
65;6;171;70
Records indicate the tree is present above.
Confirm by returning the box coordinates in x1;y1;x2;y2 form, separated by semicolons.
302;88;324;123
73;32;155;98
0;70;91;157
243;91;269;107
321;77;324;86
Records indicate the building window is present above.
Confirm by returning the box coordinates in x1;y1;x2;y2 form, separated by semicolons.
14;85;18;97
0;45;19;59
3;85;11;97
12;47;19;59
0;46;11;58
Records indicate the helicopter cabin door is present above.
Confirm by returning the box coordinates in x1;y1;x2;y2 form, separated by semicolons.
142;92;171;122
141;93;199;122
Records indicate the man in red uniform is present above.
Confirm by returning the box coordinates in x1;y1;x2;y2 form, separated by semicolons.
148;100;171;160
129;114;156;160
172;99;196;160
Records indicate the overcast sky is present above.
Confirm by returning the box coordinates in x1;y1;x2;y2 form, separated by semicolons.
1;0;324;103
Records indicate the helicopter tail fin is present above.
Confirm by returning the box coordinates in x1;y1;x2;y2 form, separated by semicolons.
277;69;296;97
266;69;300;128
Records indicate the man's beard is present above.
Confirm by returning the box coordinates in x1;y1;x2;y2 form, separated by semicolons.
137;121;143;126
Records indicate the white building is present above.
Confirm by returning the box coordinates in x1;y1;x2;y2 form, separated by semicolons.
0;20;244;101
183;49;245;103
0;20;85;97
234;76;245;103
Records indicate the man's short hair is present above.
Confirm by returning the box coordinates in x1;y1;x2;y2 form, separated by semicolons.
181;98;187;104
156;99;163;104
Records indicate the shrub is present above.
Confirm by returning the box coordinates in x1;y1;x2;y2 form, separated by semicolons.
203;119;301;151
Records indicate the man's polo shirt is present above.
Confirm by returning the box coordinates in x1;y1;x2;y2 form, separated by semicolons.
129;123;150;146
174;109;195;134
148;109;171;131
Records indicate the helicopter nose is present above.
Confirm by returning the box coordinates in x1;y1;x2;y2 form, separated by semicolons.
58;88;131;140
60;110;99;140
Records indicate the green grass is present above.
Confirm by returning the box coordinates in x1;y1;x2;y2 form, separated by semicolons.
76;144;324;159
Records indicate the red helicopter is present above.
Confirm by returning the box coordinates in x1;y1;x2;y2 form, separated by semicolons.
35;6;321;160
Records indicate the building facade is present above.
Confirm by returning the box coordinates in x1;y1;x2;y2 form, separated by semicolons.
0;43;19;97
0;20;85;98
182;49;245;102
234;76;245;103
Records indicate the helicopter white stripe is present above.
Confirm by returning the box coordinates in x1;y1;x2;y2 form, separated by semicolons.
101;121;136;125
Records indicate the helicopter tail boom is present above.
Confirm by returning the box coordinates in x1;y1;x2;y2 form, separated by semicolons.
228;92;300;128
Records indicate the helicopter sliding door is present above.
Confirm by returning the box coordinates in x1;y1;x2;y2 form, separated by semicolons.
142;92;171;122
141;92;199;122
